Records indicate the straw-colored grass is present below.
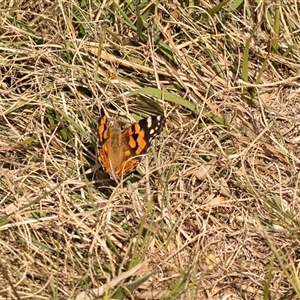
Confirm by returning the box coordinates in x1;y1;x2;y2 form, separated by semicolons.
1;0;300;299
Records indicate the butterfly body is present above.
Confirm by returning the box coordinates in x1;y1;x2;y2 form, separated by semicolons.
98;109;165;178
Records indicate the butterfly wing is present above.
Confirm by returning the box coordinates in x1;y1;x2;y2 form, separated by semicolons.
117;114;165;175
98;108;109;146
98;108;115;175
122;114;165;158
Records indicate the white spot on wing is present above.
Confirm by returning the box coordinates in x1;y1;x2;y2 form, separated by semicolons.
147;117;152;128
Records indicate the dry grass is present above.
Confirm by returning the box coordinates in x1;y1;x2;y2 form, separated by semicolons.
1;0;300;299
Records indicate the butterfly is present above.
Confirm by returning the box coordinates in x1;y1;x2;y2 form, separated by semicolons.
98;108;165;178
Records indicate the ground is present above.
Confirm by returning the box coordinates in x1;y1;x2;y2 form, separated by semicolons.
0;0;300;299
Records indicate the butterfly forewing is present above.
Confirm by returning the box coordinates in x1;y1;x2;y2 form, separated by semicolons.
98;110;109;145
123;115;165;156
